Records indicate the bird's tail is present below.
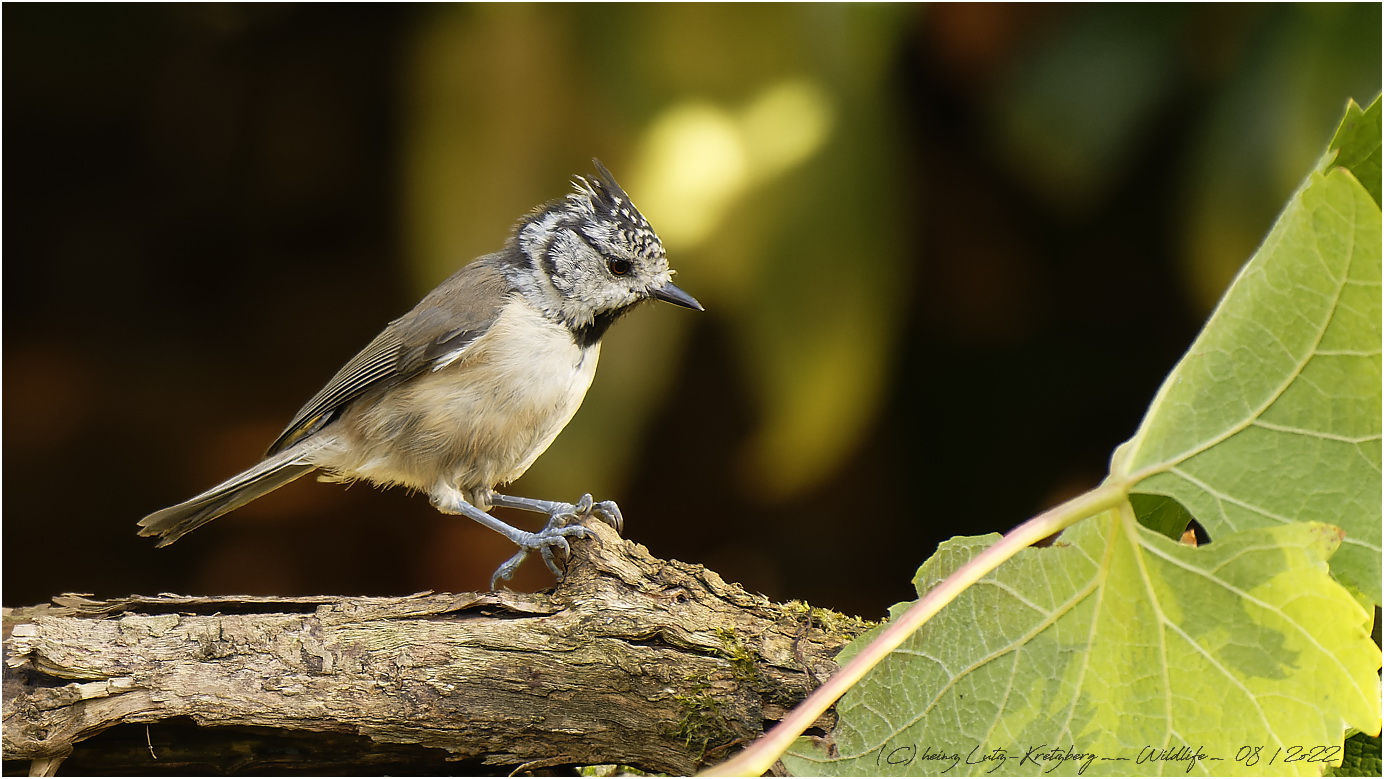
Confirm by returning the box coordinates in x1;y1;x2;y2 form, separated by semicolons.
138;444;320;546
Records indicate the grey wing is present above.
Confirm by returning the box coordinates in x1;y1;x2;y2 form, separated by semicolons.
264;326;412;456
264;258;514;456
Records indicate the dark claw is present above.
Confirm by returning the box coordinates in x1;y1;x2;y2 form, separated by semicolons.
592;500;623;534
566;493;623;534
539;544;558;574
573;493;595;515
491;549;528;589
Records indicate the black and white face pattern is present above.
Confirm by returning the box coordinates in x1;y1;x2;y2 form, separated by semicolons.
515;166;678;335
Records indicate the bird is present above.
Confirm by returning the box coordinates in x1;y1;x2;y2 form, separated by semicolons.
138;160;702;588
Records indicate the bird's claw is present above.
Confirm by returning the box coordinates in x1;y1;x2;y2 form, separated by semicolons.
543;493;623;533
591;498;624;534
568;493;623;533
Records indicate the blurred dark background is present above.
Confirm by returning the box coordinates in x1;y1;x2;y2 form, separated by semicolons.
4;4;1379;618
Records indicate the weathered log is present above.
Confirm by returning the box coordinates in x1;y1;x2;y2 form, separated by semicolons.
3;520;869;775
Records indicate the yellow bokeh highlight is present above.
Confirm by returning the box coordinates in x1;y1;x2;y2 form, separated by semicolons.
632;77;834;249
634;103;747;249
742;79;835;182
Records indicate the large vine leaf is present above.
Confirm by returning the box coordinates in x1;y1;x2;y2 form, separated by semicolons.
781;99;1381;776
1116;98;1381;604
784;510;1378;776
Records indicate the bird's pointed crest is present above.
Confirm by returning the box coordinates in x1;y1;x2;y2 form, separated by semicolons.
568;159;666;264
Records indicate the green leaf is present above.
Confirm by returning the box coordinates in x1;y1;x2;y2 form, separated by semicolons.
1326;731;1382;777
1327;96;1381;207
1115;159;1382;603
784;512;1380;776
777;100;1382;778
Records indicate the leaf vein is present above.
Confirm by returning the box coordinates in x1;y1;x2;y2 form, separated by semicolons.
1251;419;1381;443
1168;466;1295;526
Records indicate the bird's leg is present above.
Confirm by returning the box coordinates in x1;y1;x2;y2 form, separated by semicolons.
430;486;595;589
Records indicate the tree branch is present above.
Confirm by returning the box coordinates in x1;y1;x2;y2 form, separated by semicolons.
3;521;868;775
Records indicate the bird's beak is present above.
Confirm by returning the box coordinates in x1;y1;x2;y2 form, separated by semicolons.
653;282;704;311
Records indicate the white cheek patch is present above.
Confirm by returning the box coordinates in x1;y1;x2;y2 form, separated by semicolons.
519;211;564;260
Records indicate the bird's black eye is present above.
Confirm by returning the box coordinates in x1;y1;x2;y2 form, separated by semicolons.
608;259;631;276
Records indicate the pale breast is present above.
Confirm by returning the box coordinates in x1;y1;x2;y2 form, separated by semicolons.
321;300;600;497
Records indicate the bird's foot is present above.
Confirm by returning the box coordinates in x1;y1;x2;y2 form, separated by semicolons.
485;492;624;588
489;523;592;589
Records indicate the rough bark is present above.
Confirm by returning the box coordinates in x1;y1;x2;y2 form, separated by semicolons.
3;520;868;775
